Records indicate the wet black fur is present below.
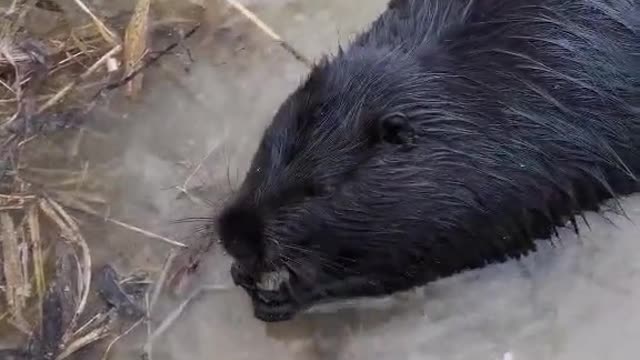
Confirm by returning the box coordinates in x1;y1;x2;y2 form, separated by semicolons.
217;0;640;322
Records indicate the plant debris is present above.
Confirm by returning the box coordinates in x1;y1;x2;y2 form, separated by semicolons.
0;0;203;357
1;0;312;357
95;264;145;320
36;278;68;359
1;211;31;334
0;349;30;360
123;0;151;98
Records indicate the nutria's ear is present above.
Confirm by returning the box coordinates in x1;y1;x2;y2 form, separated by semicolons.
377;112;415;145
217;206;263;261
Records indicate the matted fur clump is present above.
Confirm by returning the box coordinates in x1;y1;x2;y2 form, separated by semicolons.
217;0;640;322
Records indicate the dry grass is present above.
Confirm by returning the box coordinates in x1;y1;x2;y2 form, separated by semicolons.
0;0;199;357
0;211;30;334
0;0;311;357
123;0;151;98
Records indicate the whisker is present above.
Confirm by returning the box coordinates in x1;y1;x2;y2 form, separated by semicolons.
170;217;214;225
281;258;316;285
279;244;354;275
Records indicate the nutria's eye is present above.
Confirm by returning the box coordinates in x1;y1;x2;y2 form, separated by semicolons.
378;112;415;145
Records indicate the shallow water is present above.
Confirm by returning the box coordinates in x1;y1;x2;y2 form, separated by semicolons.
9;0;640;359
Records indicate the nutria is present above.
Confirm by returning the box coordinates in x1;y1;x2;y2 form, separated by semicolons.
217;0;640;322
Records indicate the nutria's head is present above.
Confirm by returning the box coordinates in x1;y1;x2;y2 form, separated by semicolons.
216;51;437;322
216;48;490;321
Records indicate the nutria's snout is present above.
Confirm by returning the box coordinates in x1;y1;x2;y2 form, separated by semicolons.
219;207;310;321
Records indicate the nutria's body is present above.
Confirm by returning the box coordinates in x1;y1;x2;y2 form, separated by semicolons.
217;0;640;322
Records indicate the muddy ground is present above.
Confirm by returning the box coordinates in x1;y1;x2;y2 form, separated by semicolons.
3;0;640;359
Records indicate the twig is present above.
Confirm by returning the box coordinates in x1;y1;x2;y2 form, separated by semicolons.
143;292;152;360
0;194;36;200
71;0;119;46
26;205;45;316
37;45;123;114
58;193;186;248
38;198;92;343
105;217;187;248
7;0;20;14
223;0;312;67
93;24;201;100
150;250;176;311
0;44;23;128
140;250;176;359
73;311;109;337
173;186;209;208
56;324;111;360
16;134;37;148
174;140;223;206
100;318;144;360
0;212;30;334
46;198;92;312
180;140;222;190
123;0;151;98
0;206;23;210
142;285;230;354
0;77;15;94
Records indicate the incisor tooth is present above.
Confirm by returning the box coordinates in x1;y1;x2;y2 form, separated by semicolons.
257;269;290;291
